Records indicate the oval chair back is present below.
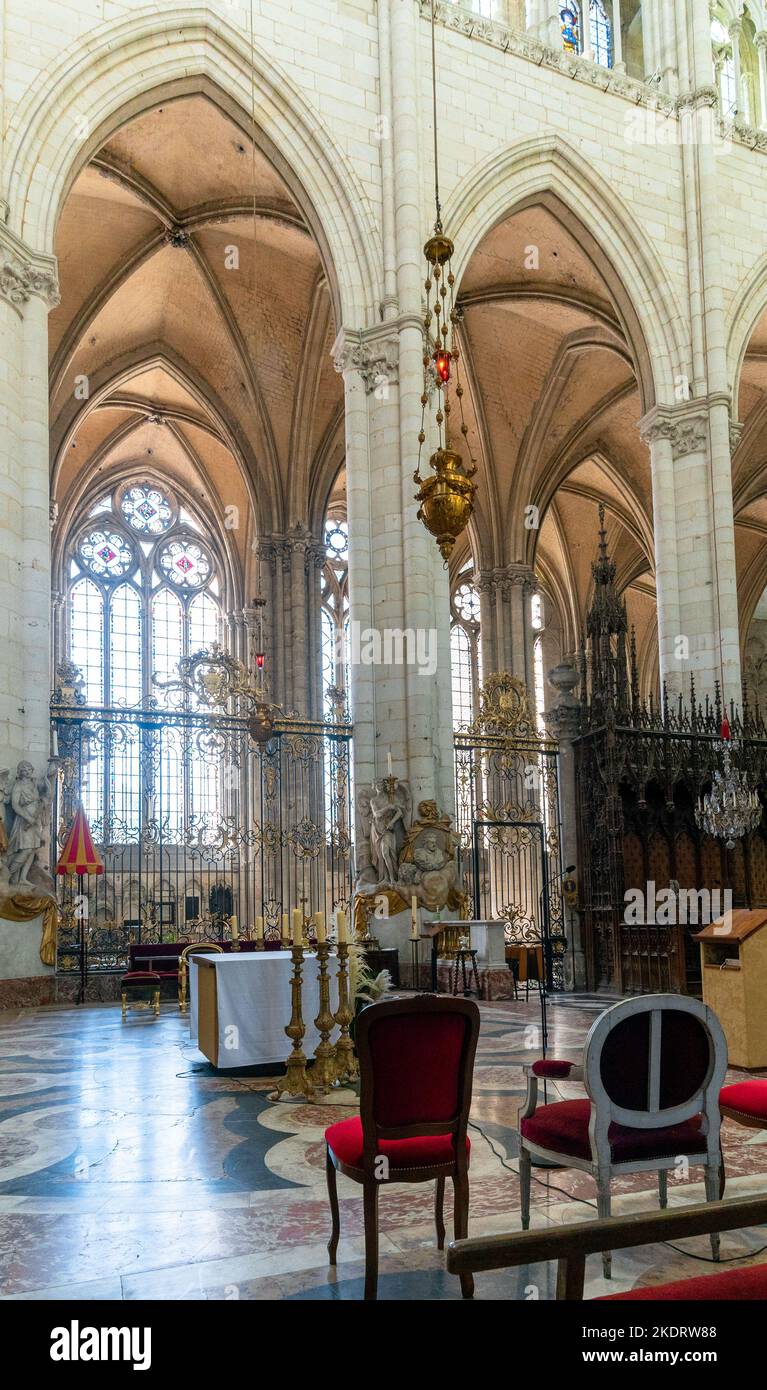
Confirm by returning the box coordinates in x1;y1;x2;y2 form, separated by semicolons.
355;994;480;1175
583;994;728;1164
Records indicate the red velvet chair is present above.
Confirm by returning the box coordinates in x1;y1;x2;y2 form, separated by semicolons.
720;1078;767;1134
519;995;728;1276
324;994;480;1301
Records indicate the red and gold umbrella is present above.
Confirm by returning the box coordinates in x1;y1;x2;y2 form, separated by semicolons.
56;806;103;1005
56;806;104;877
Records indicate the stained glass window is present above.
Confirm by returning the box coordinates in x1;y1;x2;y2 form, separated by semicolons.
78;529;134;580
532;595;546;734
70;578;104;704
450;574;482;728
560;4;580;54
151;588;184;707
158;536;212;589
322;510;349;719
62;483;225;850
454;582;481;624
110;584;143;707
589;0;612;69
188;591;220;654
451;625;474;731
121;484;173;535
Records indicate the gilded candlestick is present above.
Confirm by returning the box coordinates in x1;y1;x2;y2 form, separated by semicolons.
268;942;318;1103
332;938;358;1085
312;939;337;1093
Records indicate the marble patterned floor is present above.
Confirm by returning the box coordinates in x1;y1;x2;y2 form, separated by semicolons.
0;992;765;1301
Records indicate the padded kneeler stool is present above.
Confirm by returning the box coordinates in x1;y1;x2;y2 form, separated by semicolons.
120;970;161;1020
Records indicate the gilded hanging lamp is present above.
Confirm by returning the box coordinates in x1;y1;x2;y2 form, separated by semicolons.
413;0;478;563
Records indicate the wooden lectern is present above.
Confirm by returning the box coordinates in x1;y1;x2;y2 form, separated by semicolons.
695;908;767;1069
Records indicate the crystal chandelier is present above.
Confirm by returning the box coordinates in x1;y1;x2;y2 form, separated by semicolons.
413;0;477;563
695;718;762;850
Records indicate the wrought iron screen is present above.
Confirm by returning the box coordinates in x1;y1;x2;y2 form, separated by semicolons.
52;703;353;976
454;695;565;989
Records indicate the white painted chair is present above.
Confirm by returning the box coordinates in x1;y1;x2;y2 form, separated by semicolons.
518;994;728;1276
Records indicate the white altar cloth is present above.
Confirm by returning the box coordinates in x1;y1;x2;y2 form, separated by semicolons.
189;951;331;1069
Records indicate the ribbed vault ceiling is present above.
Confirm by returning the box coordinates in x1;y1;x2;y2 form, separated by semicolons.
50;94;345;600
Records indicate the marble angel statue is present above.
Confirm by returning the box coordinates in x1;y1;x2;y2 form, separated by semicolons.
356;778;412;889
6;760;59;891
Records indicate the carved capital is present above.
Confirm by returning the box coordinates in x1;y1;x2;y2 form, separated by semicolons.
639;404;709;458
477;563;535;599
675;86;720;113
332;325;399;394
0;224;60;313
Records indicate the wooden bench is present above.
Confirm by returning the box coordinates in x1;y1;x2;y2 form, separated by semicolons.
446;1193;767;1300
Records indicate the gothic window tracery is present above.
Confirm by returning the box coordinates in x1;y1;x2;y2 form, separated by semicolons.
64;482;222;711
712;17;737;116
450;570;482;728
321;513;350;718
560;3;580;53
560;2;612;67
531;591;546;734
589;0;612;67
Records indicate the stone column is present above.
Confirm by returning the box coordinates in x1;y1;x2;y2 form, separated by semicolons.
640;401;740;705
476;563;536;695
546;657;586;989
0;227;58;770
755;32;767;128
0;227;59;993
532;2;563;50
288;526;309;717
611;0;625;73
257;539;286;709
306;540;325;720
729;18;743;118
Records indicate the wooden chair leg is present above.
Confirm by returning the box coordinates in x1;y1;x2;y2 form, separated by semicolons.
519;1145;532;1230
435;1175;446;1250
596;1173;612;1278
326;1148;340;1266
453;1172;474;1299
719;1142;726;1199
705;1164;721;1261
363;1179;379;1301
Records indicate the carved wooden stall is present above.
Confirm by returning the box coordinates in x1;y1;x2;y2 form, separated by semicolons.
574;512;767;995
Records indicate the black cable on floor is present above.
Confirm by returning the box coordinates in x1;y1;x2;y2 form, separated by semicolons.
468;1117;767;1266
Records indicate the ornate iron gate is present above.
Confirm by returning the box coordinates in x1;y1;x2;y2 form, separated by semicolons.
454;674;566;989
51;696;353;978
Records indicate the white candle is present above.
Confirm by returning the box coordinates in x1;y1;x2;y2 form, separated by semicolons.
313;910;326;943
281;913;289;942
336;909;347;943
411;894;419;939
387;750;393;776
255;915;264;941
292;908;303;940
230;915;239;941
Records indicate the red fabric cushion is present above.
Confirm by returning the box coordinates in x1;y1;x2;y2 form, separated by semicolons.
720;1080;767;1124
520;1099;705;1162
366;1012;468;1128
532;1059;576;1078
325;1115;469;1175
600;1264;767;1300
